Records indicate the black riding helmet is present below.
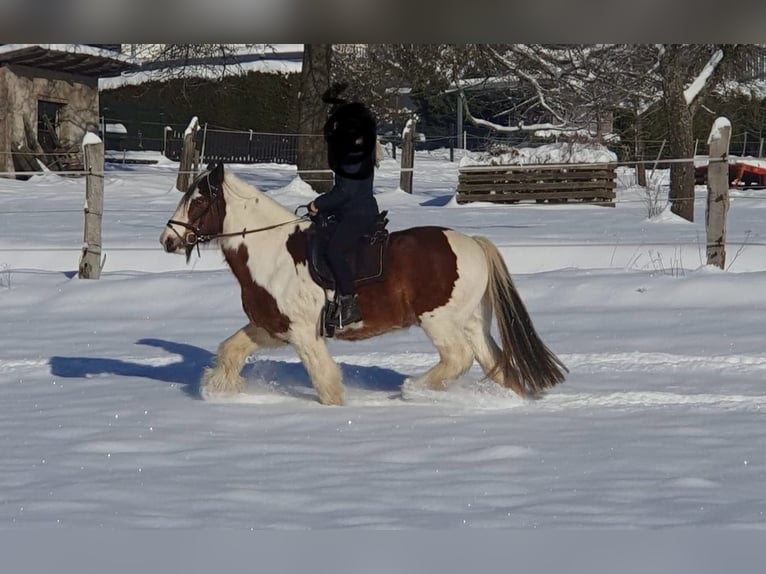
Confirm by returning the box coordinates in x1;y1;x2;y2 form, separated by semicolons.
323;85;377;180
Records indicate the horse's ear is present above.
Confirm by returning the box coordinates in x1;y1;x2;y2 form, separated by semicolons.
209;162;225;187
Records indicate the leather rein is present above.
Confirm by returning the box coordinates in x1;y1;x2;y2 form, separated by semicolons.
165;216;305;249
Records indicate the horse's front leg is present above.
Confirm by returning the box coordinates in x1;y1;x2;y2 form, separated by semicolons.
201;323;284;399
291;326;344;406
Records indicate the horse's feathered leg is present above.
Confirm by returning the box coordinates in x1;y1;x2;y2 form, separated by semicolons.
291;328;344;405
201;323;284;399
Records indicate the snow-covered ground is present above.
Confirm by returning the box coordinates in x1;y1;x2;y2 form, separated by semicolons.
2;149;765;542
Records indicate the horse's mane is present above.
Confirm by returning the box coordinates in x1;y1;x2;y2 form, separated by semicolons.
221;171;296;219
181;167;296;222
220;171;260;199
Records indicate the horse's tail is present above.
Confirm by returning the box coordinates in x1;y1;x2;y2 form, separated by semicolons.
473;236;568;397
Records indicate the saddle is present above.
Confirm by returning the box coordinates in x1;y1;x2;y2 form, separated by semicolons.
306;211;390;291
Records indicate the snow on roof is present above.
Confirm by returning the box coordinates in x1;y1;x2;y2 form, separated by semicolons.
445;76;519;93
0;44;138;78
0;44;138;65
99;45;302;90
232;44;304;56
105;123;128;135
100;59;301;90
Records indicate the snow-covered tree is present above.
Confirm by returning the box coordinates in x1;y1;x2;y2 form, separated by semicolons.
651;44;763;221
409;44;764;223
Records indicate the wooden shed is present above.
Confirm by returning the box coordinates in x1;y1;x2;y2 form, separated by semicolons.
0;44;137;177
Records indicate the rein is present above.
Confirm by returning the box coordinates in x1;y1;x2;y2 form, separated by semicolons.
166;216;306;249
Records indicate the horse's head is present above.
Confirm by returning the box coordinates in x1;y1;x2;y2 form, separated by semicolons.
160;162;228;261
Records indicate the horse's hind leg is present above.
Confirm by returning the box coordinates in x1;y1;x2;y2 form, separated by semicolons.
201;324;284;398
410;317;475;390
464;300;522;395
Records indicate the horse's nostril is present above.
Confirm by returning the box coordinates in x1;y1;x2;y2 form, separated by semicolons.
164;237;176;252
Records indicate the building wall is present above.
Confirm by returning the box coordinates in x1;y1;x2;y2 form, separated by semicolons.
0;64;100;174
0;67;11;173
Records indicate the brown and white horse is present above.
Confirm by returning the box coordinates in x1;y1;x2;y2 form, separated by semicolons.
160;162;567;405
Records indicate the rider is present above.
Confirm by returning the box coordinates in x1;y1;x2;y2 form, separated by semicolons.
309;86;379;329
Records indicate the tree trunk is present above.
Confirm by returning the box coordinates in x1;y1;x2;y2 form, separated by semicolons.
666;94;695;222
297;44;333;194
662;46;696;222
633;109;647;187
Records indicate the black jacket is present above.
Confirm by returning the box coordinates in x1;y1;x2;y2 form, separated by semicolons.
313;164;378;221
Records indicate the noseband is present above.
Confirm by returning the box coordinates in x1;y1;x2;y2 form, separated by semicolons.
165;218;212;248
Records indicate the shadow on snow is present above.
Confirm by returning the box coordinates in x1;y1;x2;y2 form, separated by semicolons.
49;338;404;400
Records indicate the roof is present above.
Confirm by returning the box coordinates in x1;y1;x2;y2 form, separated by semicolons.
100;45;303;90
0;44;139;78
445;76;520;94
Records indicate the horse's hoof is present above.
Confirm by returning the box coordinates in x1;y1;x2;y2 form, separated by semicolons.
199;386;241;402
318;393;345;406
401;376;423;394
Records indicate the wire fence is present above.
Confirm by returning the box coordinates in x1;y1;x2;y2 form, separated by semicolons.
94;113;766;164
4;116;766;202
3;157;766;269
0;147;740;177
3;161;766;210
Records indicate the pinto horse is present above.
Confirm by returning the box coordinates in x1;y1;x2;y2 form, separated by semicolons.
160;162;567;405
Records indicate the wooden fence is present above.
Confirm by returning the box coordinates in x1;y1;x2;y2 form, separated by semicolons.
165;131;300;165
456;163;617;206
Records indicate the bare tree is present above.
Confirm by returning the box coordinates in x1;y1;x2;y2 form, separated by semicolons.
297;44;457;191
447;45;659;139
126;43;766;214
330;45;461;132
436;44;763;223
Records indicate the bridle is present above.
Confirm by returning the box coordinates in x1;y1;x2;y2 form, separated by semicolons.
165;175;306;255
165;216;306;248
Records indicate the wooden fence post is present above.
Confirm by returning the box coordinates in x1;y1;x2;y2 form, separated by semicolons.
400;117;416;194
706;117;731;269
78;134;104;279
200;122;208;166
176;116;200;192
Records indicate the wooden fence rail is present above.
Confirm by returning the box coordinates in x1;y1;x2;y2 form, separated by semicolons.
456;164;617;206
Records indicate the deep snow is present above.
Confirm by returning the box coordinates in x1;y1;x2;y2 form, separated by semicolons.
1;148;765;535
